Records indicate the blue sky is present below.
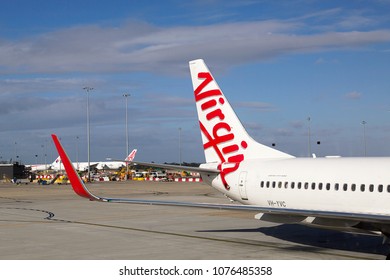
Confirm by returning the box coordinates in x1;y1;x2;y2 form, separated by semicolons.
1;0;390;164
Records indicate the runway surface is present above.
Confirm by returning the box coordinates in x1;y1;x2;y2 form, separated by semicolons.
0;180;387;260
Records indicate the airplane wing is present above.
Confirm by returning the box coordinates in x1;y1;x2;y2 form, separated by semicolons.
131;161;219;174
51;134;390;226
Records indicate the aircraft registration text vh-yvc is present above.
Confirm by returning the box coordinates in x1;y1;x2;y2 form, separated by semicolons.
51;59;390;260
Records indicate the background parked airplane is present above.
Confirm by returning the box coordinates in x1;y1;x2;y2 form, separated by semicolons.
51;149;137;171
50;157;98;172
51;59;390;259
96;149;137;170
26;156;61;172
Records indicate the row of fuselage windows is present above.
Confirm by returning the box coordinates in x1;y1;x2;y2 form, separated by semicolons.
259;181;390;193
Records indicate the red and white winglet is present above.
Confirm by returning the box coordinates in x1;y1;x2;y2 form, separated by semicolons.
51;134;105;201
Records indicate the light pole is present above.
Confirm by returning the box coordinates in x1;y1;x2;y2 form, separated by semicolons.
41;144;45;171
14;141;17;163
362;120;367;157
83;86;94;182
43;139;47;172
76;136;79;171
316;141;321;157
123;93;130;180
179;127;182;166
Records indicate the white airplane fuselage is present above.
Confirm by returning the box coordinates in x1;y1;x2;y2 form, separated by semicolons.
96;161;126;170
28;164;49;172
202;157;390;216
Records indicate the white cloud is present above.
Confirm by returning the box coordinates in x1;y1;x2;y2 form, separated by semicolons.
315;57;339;64
1;13;390;163
1;20;390;75
344;91;362;100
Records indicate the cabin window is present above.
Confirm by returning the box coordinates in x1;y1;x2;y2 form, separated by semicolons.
378;184;383;193
291;182;295;189
266;181;270;188
304;182;309;189
311;183;316;190
334;183;339;191
278;181;282;188
260;181;264;188
387;185;390;193
318;183;323;190
360;184;365;192
369;184;374;192
343;183;348;191
284;182;288;189
298;182;302;189
326;183;331;191
351;184;356;192
271;181;275;188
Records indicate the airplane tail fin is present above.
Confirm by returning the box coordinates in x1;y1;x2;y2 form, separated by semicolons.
53;156;61;165
189;59;293;164
125;149;137;162
48;156;62;170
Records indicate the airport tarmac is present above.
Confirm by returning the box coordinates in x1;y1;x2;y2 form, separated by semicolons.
0;180;387;260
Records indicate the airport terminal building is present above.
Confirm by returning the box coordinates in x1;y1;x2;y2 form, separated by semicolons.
0;163;27;180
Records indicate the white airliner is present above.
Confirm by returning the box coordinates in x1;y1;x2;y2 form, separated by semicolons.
50;156;97;172
50;150;136;172
27;156;61;172
51;59;390;259
96;149;137;170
